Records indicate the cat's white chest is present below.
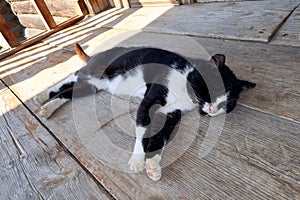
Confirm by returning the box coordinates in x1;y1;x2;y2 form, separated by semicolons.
159;69;197;114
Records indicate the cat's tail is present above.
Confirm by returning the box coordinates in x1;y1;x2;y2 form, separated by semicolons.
75;43;90;63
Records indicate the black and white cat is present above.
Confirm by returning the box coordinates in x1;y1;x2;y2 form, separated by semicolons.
34;43;256;181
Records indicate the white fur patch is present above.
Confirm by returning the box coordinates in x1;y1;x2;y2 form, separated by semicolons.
50;74;78;93
202;93;228;116
128;126;146;172
88;67;147;99
35;74;78;105
39;98;68;119
159;69;197;114
146;154;162;181
208;108;226;117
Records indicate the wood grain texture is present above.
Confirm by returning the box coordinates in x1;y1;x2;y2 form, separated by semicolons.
24;88;300;199
0;83;112;200
101;1;299;42
271;5;300;47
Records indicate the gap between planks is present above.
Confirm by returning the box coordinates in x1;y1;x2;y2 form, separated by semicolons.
268;3;300;43
0;79;117;200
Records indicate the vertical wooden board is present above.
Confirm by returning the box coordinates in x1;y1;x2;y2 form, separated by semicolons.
0;82;112;199
271;6;300;47
30;0;57;30
0;14;19;47
84;0;111;15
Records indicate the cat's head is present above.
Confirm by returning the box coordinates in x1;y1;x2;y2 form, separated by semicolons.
200;54;256;116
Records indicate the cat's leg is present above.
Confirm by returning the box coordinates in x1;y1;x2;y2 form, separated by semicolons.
39;98;69;119
39;80;97;119
34;73;78;105
128;84;167;172
128;99;156;172
143;109;181;181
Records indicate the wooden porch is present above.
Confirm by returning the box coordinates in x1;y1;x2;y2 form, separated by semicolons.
0;0;300;199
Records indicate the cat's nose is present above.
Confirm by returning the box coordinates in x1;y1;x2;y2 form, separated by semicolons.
209;106;217;113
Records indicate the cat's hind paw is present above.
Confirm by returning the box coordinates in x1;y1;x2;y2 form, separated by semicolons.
34;92;49;105
39;103;55;119
128;153;145;173
146;154;162;181
39;99;63;119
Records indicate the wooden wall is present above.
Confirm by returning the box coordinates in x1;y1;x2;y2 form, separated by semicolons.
5;0;115;38
7;0;81;38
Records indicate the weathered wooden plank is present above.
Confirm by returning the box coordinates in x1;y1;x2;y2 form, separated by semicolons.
1;6;299;199
25;88;300;199
2;38;299;199
0;83;113;200
271;5;300;47
0;14;19;47
101;1;299;42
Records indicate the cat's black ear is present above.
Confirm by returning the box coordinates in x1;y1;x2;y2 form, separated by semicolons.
212;54;226;69
238;80;256;90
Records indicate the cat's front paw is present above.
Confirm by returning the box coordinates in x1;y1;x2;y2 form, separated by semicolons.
34;92;49;105
128;153;145;173
146;154;162;181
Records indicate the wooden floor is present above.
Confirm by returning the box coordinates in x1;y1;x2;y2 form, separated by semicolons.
1;1;300;199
